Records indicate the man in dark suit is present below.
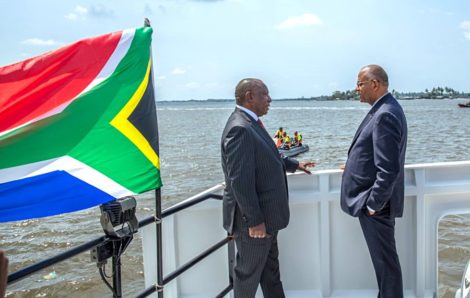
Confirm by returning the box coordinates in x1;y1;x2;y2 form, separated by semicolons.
221;78;314;298
341;65;408;298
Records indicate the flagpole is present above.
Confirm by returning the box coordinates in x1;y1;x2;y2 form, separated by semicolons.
144;18;164;298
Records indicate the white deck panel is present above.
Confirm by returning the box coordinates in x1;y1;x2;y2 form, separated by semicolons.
142;161;470;297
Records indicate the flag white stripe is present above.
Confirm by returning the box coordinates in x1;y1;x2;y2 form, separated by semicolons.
0;156;134;198
81;29;135;94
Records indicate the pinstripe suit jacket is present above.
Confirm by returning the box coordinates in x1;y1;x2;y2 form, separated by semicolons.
221;108;299;234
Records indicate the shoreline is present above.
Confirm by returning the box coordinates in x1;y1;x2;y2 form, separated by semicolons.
156;97;470;103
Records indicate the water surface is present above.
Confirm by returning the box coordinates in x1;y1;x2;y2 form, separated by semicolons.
2;99;470;297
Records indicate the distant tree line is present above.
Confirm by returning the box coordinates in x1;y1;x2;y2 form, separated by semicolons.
322;86;470;100
179;87;470;102
393;87;470;99
329;90;359;100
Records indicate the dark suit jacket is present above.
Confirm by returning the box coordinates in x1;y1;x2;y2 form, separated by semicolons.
341;93;408;218
221;108;299;234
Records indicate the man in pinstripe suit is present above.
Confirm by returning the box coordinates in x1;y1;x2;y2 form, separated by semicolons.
221;78;314;297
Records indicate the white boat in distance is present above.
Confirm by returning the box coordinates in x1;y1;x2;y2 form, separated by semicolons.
141;160;470;298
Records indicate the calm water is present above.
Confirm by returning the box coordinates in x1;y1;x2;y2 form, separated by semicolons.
2;99;470;297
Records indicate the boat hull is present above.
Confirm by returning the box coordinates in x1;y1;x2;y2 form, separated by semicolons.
279;144;309;157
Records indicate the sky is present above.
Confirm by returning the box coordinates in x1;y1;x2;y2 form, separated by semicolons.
1;0;470;100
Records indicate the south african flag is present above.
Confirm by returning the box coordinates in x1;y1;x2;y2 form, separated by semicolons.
0;27;161;222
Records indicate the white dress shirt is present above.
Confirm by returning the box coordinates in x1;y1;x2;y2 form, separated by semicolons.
236;104;259;121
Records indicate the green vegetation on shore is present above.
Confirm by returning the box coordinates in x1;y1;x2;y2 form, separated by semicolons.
324;86;470;101
157;87;470;102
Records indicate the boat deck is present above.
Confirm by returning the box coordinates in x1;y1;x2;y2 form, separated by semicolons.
142;161;470;297
183;289;434;297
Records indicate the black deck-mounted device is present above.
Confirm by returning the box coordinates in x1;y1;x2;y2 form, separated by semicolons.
92;196;139;298
100;196;138;238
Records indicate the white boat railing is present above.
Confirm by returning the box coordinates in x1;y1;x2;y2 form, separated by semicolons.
141;161;470;298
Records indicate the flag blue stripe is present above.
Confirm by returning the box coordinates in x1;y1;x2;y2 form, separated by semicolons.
0;171;116;222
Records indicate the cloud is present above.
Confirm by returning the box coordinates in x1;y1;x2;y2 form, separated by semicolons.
185;82;201;89
21;38;62;46
65;13;78;20
461;21;470;40
276;13;322;30
65;4;113;20
461;21;470;30
171;67;186;75
157;75;167;80
75;5;88;14
144;3;153;15
205;82;219;88
89;5;114;18
65;5;88;21
328;82;339;90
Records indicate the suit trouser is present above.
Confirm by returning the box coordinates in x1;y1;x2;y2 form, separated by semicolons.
359;210;403;298
233;230;285;298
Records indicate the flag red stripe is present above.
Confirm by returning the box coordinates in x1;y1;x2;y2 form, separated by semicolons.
0;31;122;133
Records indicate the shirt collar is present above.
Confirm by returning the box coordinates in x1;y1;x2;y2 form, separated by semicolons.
371;92;390;108
236;104;258;121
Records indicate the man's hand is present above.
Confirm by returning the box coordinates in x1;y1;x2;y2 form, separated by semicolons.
249;222;267;238
297;161;315;174
339;164;346;170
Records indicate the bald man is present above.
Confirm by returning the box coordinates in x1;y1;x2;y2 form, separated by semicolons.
341;65;408;298
221;78;314;297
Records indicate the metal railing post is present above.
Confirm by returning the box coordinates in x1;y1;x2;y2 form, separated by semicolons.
155;188;164;298
228;234;235;292
112;253;122;298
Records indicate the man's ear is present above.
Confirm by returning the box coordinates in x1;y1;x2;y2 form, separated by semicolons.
245;90;253;103
372;79;380;90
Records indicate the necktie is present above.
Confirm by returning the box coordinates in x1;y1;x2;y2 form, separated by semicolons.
257;119;265;130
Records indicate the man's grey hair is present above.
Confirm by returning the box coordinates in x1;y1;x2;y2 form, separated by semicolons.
361;65;389;87
235;78;262;105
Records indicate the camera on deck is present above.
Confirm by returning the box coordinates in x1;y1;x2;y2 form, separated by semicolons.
100;196;138;238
